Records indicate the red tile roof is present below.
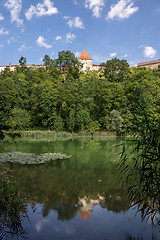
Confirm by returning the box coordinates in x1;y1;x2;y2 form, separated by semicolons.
92;64;101;66
79;50;92;60
79;211;91;221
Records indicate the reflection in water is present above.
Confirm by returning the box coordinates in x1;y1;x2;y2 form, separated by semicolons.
0;212;29;240
0;139;160;239
0;168;29;240
125;234;144;240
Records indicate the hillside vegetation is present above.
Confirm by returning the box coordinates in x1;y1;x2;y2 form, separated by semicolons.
1;52;160;134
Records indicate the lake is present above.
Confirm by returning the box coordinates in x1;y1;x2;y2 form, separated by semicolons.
0;138;159;240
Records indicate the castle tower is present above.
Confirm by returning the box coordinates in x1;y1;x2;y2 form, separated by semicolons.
79;50;93;71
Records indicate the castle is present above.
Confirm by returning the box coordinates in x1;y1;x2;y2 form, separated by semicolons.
0;50;102;73
0;50;160;73
78;49;101;71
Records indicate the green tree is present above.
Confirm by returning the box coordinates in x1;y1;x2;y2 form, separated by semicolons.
56;50;78;75
76;109;91;131
104;58;130;82
124;67;160;131
0;76;18;129
54;115;64;131
57;50;78;67
67;109;76;132
108;109;124;135
9;107;30;129
19;56;26;66
86;120;101;137
43;54;57;67
30;79;59;128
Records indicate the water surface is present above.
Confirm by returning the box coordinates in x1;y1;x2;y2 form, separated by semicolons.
0;138;159;239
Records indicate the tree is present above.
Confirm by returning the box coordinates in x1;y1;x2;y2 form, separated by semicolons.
67;109;76;132
19;56;26;66
54;115;64;131
76;109;91;131
43;55;56;68
0;76;18;129
124;67;160;131
30;79;59;128
104;58;130;82
9;107;30;129
56;50;78;74
108;109;124;135
86;121;101;137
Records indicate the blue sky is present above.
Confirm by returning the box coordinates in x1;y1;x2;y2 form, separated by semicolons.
0;0;160;66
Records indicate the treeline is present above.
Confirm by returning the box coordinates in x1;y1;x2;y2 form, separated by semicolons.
0;51;160;133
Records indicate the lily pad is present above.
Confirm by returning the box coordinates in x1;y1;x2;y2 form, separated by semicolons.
0;152;71;165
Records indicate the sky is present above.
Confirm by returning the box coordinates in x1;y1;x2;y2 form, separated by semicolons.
0;0;160;66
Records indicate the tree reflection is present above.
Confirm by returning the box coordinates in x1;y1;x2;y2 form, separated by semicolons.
2;139;131;222
42;202;78;221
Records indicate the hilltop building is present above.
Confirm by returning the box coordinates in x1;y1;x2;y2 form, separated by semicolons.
0;63;45;73
78;50;102;71
137;59;160;69
0;50;102;73
2;50;159;74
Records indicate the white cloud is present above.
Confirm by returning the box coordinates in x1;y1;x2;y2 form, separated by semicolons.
0;28;9;35
66;33;76;43
109;52;117;58
56;36;62;40
18;44;26;51
73;0;79;5
0;14;4;20
35;219;49;233
85;0;105;18
0;44;4;48
144;46;157;59
5;0;23;26
25;0;58;20
67;17;84;29
75;52;81;58
124;54;128;58
36;35;52;48
107;0;139;20
8;37;15;44
63;16;70;20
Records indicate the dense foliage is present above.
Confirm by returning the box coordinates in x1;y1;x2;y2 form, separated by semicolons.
0;52;160;133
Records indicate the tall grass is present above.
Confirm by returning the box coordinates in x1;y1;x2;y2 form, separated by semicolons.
120;113;160;227
0;164;28;239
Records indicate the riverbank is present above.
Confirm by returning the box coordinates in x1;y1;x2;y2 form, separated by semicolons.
1;130;124;142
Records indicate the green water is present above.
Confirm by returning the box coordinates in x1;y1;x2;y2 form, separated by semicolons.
0;138;159;240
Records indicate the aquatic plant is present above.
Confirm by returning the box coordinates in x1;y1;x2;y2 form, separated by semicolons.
0;152;71;165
